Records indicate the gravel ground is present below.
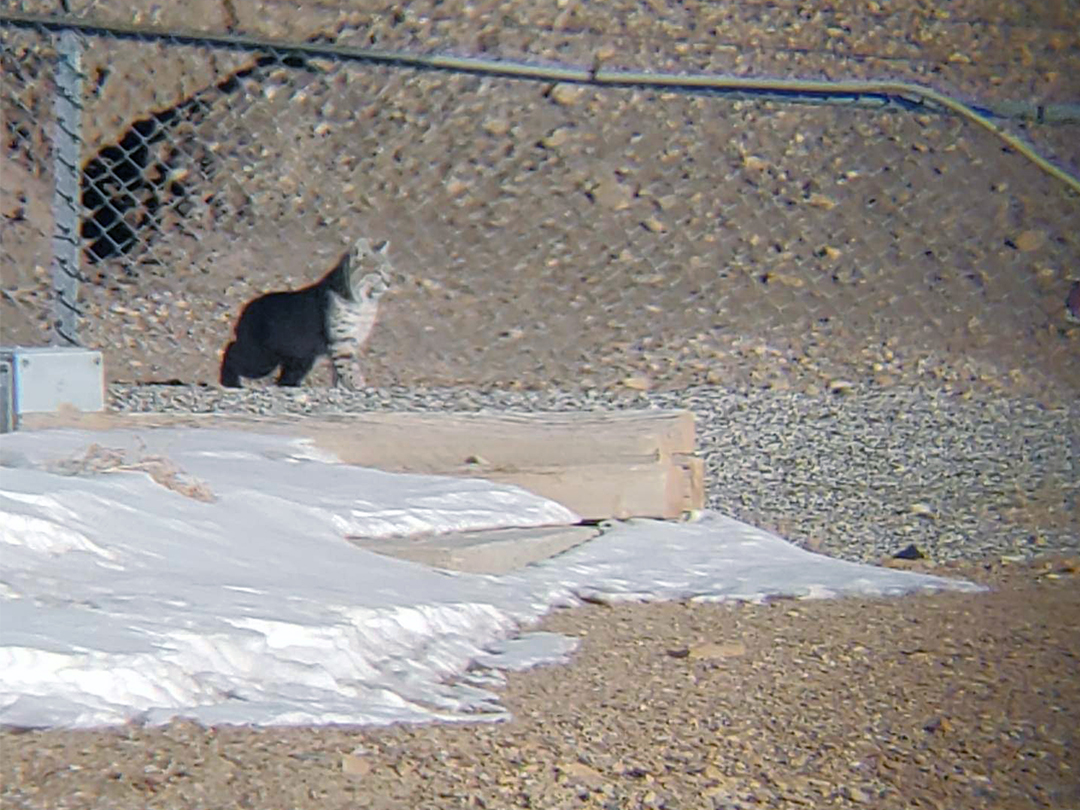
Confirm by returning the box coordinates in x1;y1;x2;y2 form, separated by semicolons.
110;381;1080;565
3;556;1078;810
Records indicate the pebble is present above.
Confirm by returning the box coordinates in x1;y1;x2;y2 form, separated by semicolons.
108;382;1079;565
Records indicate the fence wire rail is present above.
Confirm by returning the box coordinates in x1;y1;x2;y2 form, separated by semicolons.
2;9;1078;401
6;10;1080;191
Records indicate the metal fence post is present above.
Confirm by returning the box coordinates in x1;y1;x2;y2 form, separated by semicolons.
50;27;83;346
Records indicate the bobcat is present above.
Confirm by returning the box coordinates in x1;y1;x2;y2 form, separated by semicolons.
219;237;393;388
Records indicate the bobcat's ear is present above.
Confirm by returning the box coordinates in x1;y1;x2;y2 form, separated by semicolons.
374;240;389;254
334;248;352;272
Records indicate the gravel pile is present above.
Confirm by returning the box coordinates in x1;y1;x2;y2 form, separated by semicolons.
110;381;1079;565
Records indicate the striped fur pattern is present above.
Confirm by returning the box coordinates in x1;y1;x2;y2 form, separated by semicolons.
325;239;392;388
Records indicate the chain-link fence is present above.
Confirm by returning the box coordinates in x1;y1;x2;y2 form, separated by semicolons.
2;3;1079;401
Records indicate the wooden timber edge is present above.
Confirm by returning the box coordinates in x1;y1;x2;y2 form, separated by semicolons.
17;408;706;520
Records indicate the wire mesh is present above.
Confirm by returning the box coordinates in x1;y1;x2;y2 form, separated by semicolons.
1;9;1078;400
1;21;58;346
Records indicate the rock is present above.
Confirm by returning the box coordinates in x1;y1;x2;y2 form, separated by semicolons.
893;543;926;560
909;502;936;519
621;375;652;390
1014;230;1046;252
549;83;585;105
445;178;469;197
560;761;606;784
1066;281;1080;322
806;193;838;210
341;752;372;777
845;785;872;803
688;641;746;659
483;118;511;136
540;128;571;148
589;178;633;210
923;716;954;734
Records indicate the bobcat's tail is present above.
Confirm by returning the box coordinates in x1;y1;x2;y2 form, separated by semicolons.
219;342;242;387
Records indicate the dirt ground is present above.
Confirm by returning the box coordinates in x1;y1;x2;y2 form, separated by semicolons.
2;555;1077;810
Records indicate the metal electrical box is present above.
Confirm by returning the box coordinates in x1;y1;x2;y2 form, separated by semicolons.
0;355;12;433
0;346;105;432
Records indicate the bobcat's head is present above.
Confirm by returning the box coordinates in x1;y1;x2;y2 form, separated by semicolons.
342;237;394;302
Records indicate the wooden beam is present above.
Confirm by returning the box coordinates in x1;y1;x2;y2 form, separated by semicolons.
19;409;705;519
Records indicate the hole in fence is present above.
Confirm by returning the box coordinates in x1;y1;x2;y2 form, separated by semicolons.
79;52;292;269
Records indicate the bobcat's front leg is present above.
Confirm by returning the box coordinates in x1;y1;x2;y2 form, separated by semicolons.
330;356;364;390
327;266;389;391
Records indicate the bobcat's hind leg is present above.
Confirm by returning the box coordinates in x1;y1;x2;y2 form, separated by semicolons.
221;339;279;387
277;355;317;387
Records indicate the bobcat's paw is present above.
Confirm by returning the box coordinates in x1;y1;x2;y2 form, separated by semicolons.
331;362;366;390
